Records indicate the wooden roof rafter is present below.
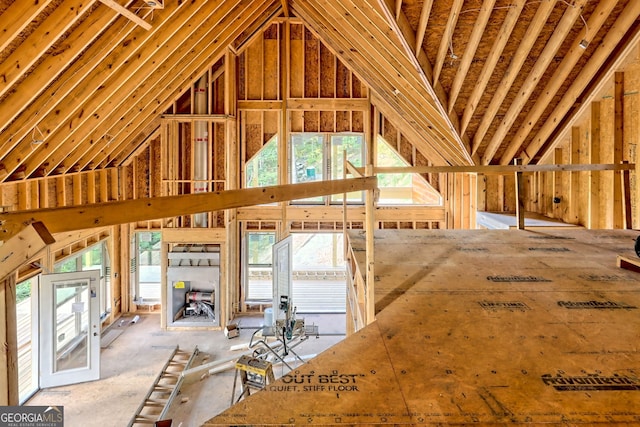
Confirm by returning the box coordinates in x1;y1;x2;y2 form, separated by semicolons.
89;0;279;169
414;0;434;56
98;0;152;30
0;0;138;150
292;0;472;165
378;0;474;161
0;0;176;182
479;0;588;165
4;1;201;181
459;0;526;136
500;0;637;165
447;0;496;114
0;0;53;53
471;0;558;158
518;0;640;165
432;0;463;86
0;0;96;101
36;0;239;176
394;0;403;21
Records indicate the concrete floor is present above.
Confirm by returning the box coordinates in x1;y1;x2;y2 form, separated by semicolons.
27;312;345;426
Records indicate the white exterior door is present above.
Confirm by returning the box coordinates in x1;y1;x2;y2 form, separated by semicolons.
272;236;293;325
39;271;101;388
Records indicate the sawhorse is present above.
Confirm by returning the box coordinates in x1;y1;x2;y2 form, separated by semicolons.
230;355;275;405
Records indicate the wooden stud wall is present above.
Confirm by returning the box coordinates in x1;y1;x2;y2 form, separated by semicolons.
481;54;640;229
238;22;368;164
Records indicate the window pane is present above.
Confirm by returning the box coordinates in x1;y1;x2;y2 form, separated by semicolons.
247;232;275;265
17;278;37;403
291;133;323;203
137;232;161;301
246;232;275;301
331;134;364;203
246;135;278;188
377;137;442;205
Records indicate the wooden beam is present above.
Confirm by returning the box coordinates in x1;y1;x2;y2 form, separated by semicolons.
614;72;624;229
514;159;525;230
0;178;377;242
479;0;574;163
379;0;472;157
281;0;290;17
588;102;600;229
160;114;233;122
364;165;375;325
0;222;55;281
294;0;471;165
286;98;369;111
364;163;634;175
394;0;403;20
460;0;526;136
432;0;463;85
0;273;18;406
497;0;617;165
448;0;495;113
0;0;96;100
237;100;284;110
622;161;632;229
98;0;152;30
0;0;52;53
17;1;201;179
552;148;563;219
414;0;434;55
569;127;580;223
0;1;175;182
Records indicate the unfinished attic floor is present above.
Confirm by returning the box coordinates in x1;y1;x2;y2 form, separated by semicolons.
208;229;640;426
26;312;345;426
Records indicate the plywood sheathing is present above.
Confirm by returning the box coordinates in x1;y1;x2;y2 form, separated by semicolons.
208;229;640;425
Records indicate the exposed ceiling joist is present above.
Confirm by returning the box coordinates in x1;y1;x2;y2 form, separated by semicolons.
292;0;472;165
39;0;235;175
472;0;558;158
0;0;173;182
4;0;197;181
0;1;137;155
0;0;638;189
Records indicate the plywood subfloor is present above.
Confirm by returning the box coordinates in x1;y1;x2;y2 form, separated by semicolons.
207;229;640;426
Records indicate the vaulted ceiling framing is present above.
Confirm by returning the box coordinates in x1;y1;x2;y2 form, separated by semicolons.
0;0;639;184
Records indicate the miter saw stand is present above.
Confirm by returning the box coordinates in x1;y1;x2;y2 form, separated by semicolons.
248;295;318;370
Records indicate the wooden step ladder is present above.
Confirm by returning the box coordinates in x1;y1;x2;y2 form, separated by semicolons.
230;354;275;405
128;345;198;426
